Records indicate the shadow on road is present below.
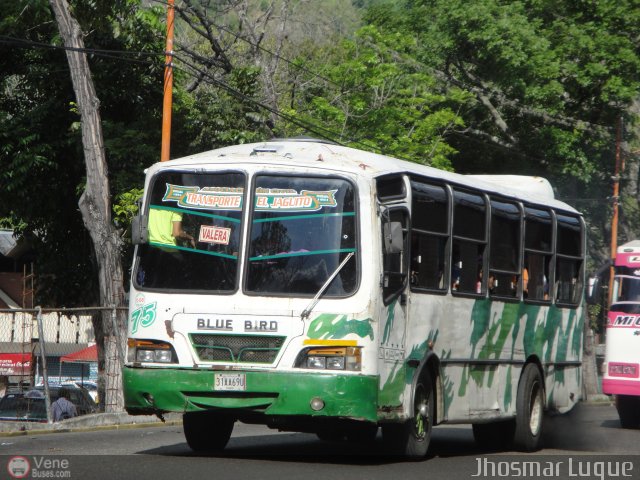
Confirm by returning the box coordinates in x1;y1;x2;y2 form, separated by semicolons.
138;402;623;463
138;427;483;465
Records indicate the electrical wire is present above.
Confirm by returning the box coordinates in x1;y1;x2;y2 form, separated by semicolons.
0;35;162;66
172;52;363;149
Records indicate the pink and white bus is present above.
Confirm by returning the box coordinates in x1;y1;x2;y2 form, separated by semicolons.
602;240;640;428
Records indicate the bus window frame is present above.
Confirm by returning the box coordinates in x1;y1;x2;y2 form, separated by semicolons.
133;168;248;295
408;178;451;295
381;206;410;306
523;205;554;305
243;171;362;299
488;196;524;302
554;212;585;308
450;187;488;298
376;174;407;203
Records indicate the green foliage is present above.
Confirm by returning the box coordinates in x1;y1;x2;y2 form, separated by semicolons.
364;0;640;266
113;187;143;231
2;0;640;306
369;0;639;182
285;25;470;169
172;67;271;156
0;0;165;306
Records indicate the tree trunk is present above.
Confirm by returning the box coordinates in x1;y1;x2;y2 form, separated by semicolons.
582;315;600;400
49;0;126;412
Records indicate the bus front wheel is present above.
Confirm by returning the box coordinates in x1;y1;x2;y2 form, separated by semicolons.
513;363;544;451
382;370;434;459
183;411;234;453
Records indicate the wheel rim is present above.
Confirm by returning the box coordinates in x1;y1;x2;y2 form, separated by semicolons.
414;383;430;440
528;380;542;436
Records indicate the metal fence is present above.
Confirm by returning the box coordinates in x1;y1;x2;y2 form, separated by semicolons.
0;306;127;423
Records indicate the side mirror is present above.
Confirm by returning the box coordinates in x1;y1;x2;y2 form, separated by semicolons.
383;221;404;254
131;214;148;245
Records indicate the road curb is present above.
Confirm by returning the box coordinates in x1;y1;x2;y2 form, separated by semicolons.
583;394;614;405
0;412;183;437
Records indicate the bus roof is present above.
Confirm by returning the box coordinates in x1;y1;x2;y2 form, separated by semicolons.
149;139;580;215
617;240;640;254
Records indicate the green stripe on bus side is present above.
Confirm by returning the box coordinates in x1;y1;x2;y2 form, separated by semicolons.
150;204;242;223
149;242;237;260
252;212;355;223
249;248;356;261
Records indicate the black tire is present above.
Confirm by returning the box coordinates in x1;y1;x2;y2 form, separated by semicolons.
513;363;544;451
382;370;434;459
616;395;640;429
472;420;516;451
183;411;234;453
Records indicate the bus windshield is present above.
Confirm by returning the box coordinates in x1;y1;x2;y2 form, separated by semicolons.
135;171;245;292
134;172;358;296
246;175;357;296
612;267;640;309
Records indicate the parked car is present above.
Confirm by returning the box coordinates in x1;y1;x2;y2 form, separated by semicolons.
62;381;98;403
0;384;98;422
33;385;98;416
0;392;47;422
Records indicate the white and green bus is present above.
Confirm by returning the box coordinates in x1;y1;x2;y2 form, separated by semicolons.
124;139;585;457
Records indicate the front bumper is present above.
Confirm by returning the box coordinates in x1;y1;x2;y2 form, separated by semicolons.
123;366;378;422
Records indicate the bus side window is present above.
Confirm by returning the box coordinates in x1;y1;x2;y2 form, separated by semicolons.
452;189;486;295
555;214;583;305
410;181;448;292
382;208;409;304
524;207;553;302
489;199;521;299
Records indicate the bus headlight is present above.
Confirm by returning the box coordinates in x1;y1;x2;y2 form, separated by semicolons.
296;347;361;371
128;339;177;364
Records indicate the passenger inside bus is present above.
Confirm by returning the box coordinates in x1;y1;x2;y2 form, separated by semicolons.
148;208;195;248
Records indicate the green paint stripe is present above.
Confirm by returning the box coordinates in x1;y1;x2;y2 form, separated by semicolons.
149;242;237;260
150;204;241;223
252;212;355;223
249;248;356;261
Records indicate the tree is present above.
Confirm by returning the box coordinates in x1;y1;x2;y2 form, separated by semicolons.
0;1;166;306
48;0;126;411
366;0;640;264
285;25;469;168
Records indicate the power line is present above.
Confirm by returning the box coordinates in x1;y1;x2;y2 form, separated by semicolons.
172;52;361;149
0;35;163;66
1;33;363;150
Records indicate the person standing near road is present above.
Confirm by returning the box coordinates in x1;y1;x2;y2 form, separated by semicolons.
51;387;77;422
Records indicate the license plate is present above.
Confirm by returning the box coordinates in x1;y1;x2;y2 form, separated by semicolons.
214;373;246;391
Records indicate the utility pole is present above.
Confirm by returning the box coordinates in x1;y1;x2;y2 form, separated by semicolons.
161;0;175;162
608;117;624;306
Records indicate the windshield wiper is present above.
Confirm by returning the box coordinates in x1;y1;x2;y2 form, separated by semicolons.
301;252;354;320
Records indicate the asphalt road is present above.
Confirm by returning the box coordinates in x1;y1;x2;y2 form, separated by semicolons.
0;403;638;480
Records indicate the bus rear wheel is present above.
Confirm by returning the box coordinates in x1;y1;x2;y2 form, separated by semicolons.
183;411;234;453
616;395;640;429
382;370;434;459
513;363;544;451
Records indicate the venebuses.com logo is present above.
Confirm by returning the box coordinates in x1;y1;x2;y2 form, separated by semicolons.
6;456;71;478
7;456;30;479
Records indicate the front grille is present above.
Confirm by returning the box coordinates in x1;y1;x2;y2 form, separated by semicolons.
190;334;285;364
